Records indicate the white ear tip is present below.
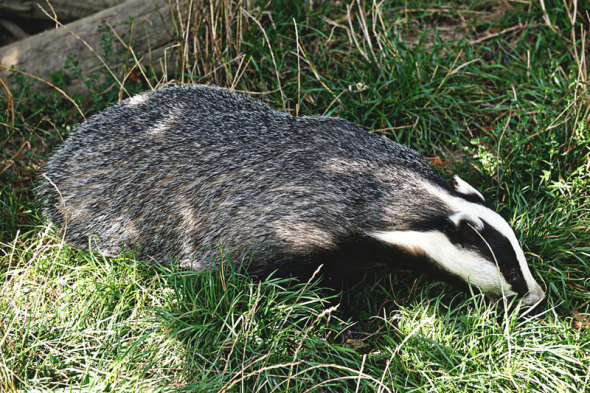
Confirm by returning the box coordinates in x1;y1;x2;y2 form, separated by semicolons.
453;176;485;202
449;212;484;231
449;211;462;226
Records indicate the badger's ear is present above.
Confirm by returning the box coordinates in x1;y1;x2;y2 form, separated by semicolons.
453;175;485;202
449;211;484;232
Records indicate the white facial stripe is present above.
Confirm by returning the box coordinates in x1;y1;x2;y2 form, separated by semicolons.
434;183;543;296
370;230;517;296
454;175;485;201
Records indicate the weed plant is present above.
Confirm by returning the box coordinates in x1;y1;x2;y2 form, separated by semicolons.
1;0;589;391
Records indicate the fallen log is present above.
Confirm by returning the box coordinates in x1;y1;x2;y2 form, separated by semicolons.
0;0;125;22
0;0;176;95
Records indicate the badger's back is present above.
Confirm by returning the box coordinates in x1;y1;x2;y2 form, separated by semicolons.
40;85;448;273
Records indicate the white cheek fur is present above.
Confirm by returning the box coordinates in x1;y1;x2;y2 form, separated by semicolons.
370;229;517;297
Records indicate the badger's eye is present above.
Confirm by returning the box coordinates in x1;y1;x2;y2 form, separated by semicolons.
505;269;521;284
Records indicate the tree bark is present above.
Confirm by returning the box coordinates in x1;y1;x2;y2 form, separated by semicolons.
0;0;126;22
0;0;176;95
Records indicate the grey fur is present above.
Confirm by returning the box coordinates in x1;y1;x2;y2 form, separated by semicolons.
39;85;539;300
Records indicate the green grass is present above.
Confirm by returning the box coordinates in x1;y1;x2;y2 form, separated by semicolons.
1;0;589;391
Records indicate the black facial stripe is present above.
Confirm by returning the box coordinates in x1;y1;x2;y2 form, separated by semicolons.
447;219;528;296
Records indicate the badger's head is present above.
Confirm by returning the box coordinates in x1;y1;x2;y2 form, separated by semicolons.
371;176;545;306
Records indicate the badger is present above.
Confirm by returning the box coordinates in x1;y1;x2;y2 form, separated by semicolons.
39;84;545;305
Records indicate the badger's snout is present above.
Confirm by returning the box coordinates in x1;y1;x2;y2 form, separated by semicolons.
522;285;545;306
488;283;544;307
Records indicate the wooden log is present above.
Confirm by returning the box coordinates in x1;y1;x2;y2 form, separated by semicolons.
0;19;29;40
0;0;126;22
0;0;176;95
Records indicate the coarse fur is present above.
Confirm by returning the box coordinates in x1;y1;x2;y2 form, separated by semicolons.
38;84;544;305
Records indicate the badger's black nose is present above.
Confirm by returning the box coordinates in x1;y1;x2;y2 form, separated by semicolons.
522;285;545;306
